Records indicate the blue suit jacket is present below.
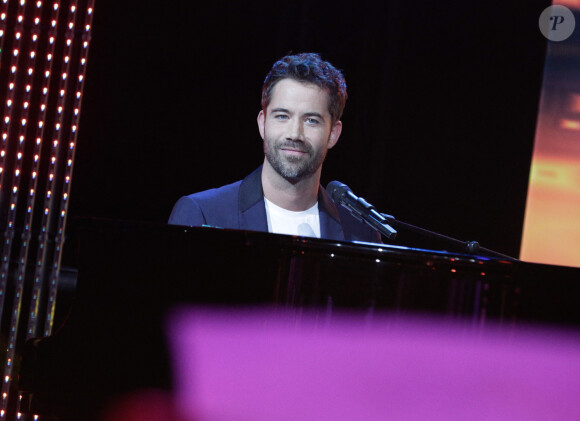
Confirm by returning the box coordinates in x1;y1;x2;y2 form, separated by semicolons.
168;167;381;243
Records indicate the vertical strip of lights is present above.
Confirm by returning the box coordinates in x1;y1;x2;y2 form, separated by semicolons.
0;0;26;323
23;0;59;341
43;0;92;336
0;1;45;415
0;1;32;417
30;0;75;342
0;1;9;62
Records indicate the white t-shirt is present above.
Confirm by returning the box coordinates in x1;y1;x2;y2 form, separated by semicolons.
264;197;321;238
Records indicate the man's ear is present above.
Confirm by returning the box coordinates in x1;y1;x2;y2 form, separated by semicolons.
327;120;342;149
257;110;265;140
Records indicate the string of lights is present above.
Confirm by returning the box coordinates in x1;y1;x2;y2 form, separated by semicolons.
0;1;95;419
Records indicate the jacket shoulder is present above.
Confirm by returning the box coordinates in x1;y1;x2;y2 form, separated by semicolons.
168;181;242;228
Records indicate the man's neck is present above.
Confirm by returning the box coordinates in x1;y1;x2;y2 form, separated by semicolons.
261;160;320;212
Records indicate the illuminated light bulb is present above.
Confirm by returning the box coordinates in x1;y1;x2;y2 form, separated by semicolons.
38;121;43;128
9;82;14;90
53;3;58;10
6;100;11;106
18;15;23;22
71;126;77;133
42;87;47;94
49;36;54;44
53;140;58;147
59;89;65;96
10;65;16;73
15;170;19;176
78;75;83;82
32;34;38;41
12;187;17;193
19;135;23;142
88;8;93;14
71;5;75;11
26;85;31;92
34;154;39;161
81;58;86;65
86;25;90;31
30;51;35;58
68;22;73;29
63;193;68;199
74;108;79;115
28;68;33;75
66;39;72;46
44;208;48;215
2;134;6;139
32;172;37;178
36;1;41;7
10;204;15;210
65;176;70;182
83;41;88;48
16;32;21;39
36;138;41;144
17;152;22;159
34;17;39;24
41;104;46;111
47;190;51;197
67;159;72;165
24;101;29;108
13;49;19;56
21;118;26;126
51;157;56;164
4;117;9;123
55;123;60;130
57;106;62;113
62;73;67;79
76;92;81;98
47;53;52;61
1;13;5;20
30;189;34;195
51;19;56;27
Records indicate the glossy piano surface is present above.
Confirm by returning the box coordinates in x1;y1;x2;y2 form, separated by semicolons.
19;219;580;420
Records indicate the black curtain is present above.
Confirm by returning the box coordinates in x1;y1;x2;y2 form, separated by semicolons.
68;0;550;259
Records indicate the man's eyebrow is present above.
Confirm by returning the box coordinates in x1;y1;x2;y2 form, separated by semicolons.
304;112;325;120
271;108;290;114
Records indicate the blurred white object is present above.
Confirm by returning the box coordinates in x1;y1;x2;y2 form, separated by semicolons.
167;308;580;421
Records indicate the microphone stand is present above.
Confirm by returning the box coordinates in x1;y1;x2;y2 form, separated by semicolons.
379;213;517;261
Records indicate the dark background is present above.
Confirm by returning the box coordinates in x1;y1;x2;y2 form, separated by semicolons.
66;0;551;260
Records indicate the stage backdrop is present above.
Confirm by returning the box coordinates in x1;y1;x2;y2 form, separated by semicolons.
520;2;580;268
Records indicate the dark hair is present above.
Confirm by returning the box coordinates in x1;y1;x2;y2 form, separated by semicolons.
261;53;347;124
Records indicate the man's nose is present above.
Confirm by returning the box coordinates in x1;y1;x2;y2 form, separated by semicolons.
286;118;304;141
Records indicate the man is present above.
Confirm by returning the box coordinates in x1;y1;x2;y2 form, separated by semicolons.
169;53;380;243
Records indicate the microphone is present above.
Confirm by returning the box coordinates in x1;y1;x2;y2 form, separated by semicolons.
326;181;397;239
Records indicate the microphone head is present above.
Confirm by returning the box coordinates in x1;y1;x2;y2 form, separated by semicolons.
326;181;351;203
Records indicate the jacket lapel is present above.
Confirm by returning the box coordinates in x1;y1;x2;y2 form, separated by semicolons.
238;166;269;232
318;186;345;241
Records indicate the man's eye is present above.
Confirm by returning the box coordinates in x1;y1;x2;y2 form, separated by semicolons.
275;114;288;120
306;118;319;124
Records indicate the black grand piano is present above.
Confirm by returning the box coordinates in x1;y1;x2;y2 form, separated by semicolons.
19;219;580;420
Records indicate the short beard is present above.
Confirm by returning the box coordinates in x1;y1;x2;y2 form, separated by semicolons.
264;139;327;182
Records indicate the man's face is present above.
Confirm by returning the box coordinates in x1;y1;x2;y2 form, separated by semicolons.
258;79;342;182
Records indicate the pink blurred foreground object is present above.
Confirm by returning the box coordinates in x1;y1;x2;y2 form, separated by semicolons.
167;308;580;421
